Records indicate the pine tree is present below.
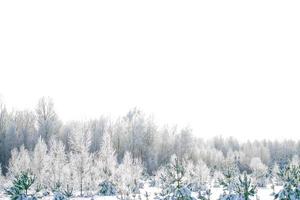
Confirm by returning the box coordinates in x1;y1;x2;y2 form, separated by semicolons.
159;155;195;200
99;180;117;196
274;164;300;200
219;172;256;200
219;160;239;195
234;172;256;200
5;171;36;200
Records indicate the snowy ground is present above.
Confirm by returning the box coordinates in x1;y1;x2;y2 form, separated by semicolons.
0;184;280;200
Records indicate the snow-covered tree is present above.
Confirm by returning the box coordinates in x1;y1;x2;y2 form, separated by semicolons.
184;160;210;192
219;159;239;195
249;157;268;187
274;164;300;200
5;171;36;200
8;146;31;178
272;163;282;186
219;172;256;200
98;130;118;195
61;162;75;198
85;154;99;195
69;126;93;197
31;137;48;191
212;170;224;187
45;139;67;191
115;151;143;199
159;155;195;200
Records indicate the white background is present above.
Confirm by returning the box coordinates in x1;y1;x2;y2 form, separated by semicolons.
1;0;300;141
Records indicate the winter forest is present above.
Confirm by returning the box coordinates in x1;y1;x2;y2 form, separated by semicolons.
0;97;300;200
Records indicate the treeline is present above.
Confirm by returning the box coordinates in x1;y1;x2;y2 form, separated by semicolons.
0;97;300;175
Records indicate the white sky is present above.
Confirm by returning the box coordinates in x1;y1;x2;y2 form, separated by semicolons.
1;0;300;141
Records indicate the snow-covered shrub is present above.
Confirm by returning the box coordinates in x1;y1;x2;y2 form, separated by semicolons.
99;180;117;196
173;186;194;200
63;185;73;198
11;194;37;200
219;193;240;200
5;171;37;200
159;155;195;200
274;164;300;200
198;187;211;200
53;192;68;200
50;180;73;199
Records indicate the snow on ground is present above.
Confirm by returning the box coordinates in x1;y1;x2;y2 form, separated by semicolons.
0;184;281;200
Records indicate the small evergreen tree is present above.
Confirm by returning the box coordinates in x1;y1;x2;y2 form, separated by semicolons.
5;171;36;200
272;163;282;186
99;180;117;196
50;180;73;200
234;173;256;200
159;155;195;200
274;164;300;200
219;172;256;200
219;161;239;195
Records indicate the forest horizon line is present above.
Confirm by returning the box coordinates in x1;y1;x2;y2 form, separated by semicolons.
0;96;296;143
